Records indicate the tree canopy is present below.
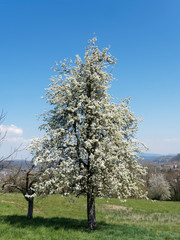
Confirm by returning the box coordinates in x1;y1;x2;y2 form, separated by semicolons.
30;38;147;229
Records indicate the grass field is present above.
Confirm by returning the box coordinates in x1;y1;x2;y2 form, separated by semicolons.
0;193;180;240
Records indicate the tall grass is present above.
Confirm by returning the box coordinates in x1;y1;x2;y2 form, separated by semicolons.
0;193;179;240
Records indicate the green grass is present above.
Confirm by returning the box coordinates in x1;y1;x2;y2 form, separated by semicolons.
0;193;180;240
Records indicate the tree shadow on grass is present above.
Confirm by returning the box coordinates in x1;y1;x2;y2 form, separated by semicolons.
0;215;180;240
0;215;107;231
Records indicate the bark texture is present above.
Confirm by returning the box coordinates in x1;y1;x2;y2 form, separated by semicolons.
27;199;34;219
87;192;96;230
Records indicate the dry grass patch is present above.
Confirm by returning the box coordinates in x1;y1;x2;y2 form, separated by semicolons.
104;204;133;211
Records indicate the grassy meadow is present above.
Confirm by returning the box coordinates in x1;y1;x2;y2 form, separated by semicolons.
0;193;180;240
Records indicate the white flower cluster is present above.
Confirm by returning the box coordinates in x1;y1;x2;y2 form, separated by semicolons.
30;38;147;200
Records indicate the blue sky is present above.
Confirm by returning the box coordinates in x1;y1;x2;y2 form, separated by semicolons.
0;0;180;158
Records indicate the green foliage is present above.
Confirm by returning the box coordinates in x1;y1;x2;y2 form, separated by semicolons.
0;193;180;240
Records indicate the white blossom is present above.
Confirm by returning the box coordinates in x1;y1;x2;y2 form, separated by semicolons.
30;37;147;200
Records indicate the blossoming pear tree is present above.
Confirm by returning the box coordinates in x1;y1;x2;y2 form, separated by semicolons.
30;38;147;230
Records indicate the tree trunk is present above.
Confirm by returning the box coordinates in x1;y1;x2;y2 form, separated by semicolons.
87;192;96;230
27;199;33;219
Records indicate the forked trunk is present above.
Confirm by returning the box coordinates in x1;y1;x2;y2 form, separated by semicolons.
87;192;96;230
27;199;33;219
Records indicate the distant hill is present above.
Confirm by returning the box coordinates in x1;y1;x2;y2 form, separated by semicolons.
139;153;178;164
153;155;174;163
0;160;32;170
169;153;180;163
139;153;162;161
145;153;180;164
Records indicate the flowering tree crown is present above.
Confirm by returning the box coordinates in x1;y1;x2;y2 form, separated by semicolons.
30;38;147;199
